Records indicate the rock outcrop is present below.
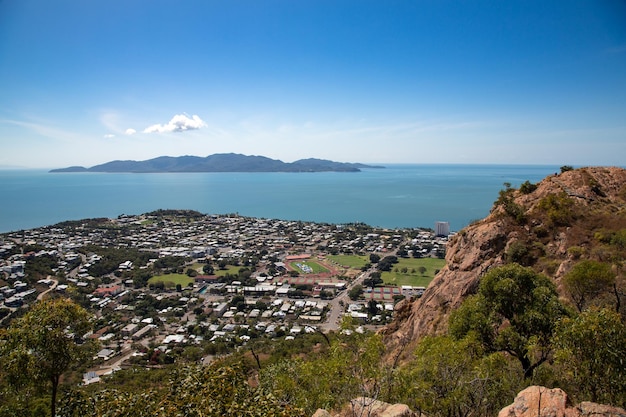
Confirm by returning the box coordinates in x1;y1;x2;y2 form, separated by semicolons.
346;397;415;417
499;386;626;417
313;387;626;417
315;397;416;417
382;167;626;356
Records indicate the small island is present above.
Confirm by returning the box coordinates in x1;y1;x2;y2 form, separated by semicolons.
50;153;384;173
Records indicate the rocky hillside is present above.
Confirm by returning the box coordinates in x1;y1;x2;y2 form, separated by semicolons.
311;387;626;417
382;166;626;354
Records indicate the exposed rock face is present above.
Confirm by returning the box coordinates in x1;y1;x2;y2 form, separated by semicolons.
314;388;625;417
339;397;416;417
499;386;626;417
312;409;333;417
382;167;626;355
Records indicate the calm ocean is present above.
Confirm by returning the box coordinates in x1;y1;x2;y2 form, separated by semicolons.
0;164;561;233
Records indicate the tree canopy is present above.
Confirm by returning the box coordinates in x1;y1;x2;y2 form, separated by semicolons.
449;263;569;378
562;260;616;312
554;308;626;406
394;335;523;417
0;298;97;417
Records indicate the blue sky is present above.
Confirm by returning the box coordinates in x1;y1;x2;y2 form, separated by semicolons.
1;1;625;168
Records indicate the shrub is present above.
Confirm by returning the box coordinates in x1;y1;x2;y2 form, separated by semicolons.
610;229;626;249
533;226;549;238
537;192;575;227
567;246;585;260
519;180;538;194
506;241;533;266
554;308;626;406
495;183;526;224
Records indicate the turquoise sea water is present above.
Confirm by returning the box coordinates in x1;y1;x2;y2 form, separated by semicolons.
0;164;562;233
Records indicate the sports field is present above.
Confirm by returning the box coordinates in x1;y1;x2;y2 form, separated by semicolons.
326;254;369;269
381;257;445;287
289;260;330;274
213;265;240;277
148;274;194;288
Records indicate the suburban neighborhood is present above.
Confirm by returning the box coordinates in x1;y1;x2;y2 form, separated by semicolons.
0;210;448;383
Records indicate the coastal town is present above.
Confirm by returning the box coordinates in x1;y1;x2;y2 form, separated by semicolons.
0;210;448;383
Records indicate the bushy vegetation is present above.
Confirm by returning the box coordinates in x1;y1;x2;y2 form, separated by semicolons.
392;335;523;417
0;298;97;417
59;363;306;417
79;245;155;277
536;192;575;227
505;240;543;266
24;253;59;280
519;180;538;194
449;264;570;378
495;183;526;224
562;260;616;312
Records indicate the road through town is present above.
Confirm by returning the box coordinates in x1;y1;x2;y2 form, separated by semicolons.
319;269;369;333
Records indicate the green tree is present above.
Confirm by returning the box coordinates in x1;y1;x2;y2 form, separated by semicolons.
364;271;383;288
348;284;363;301
553;308;626;406
519;180;538;194
537;192;575;227
319;289;333;299
506;241;534;266
260;333;386;415
377;255;399;272
562;260;616;312
449;263;569;378
0;298;97;417
495;182;526;223
367;299;380;316
393;335;523;417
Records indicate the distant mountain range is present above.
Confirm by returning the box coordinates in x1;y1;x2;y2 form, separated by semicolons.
50;153;384;173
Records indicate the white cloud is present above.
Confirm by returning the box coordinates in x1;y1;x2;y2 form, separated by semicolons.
125;128;137;135
143;114;206;133
103;134;115;138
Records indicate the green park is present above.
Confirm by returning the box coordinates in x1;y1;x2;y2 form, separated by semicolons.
326;254;369;269
148;273;194;288
381;257;445;287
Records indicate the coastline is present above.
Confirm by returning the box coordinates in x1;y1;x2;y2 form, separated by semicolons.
0;164;563;233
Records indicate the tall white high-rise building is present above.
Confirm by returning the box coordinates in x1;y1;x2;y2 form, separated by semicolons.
435;221;450;237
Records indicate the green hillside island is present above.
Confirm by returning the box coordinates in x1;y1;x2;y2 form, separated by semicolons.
49;153;385;173
1;167;625;417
